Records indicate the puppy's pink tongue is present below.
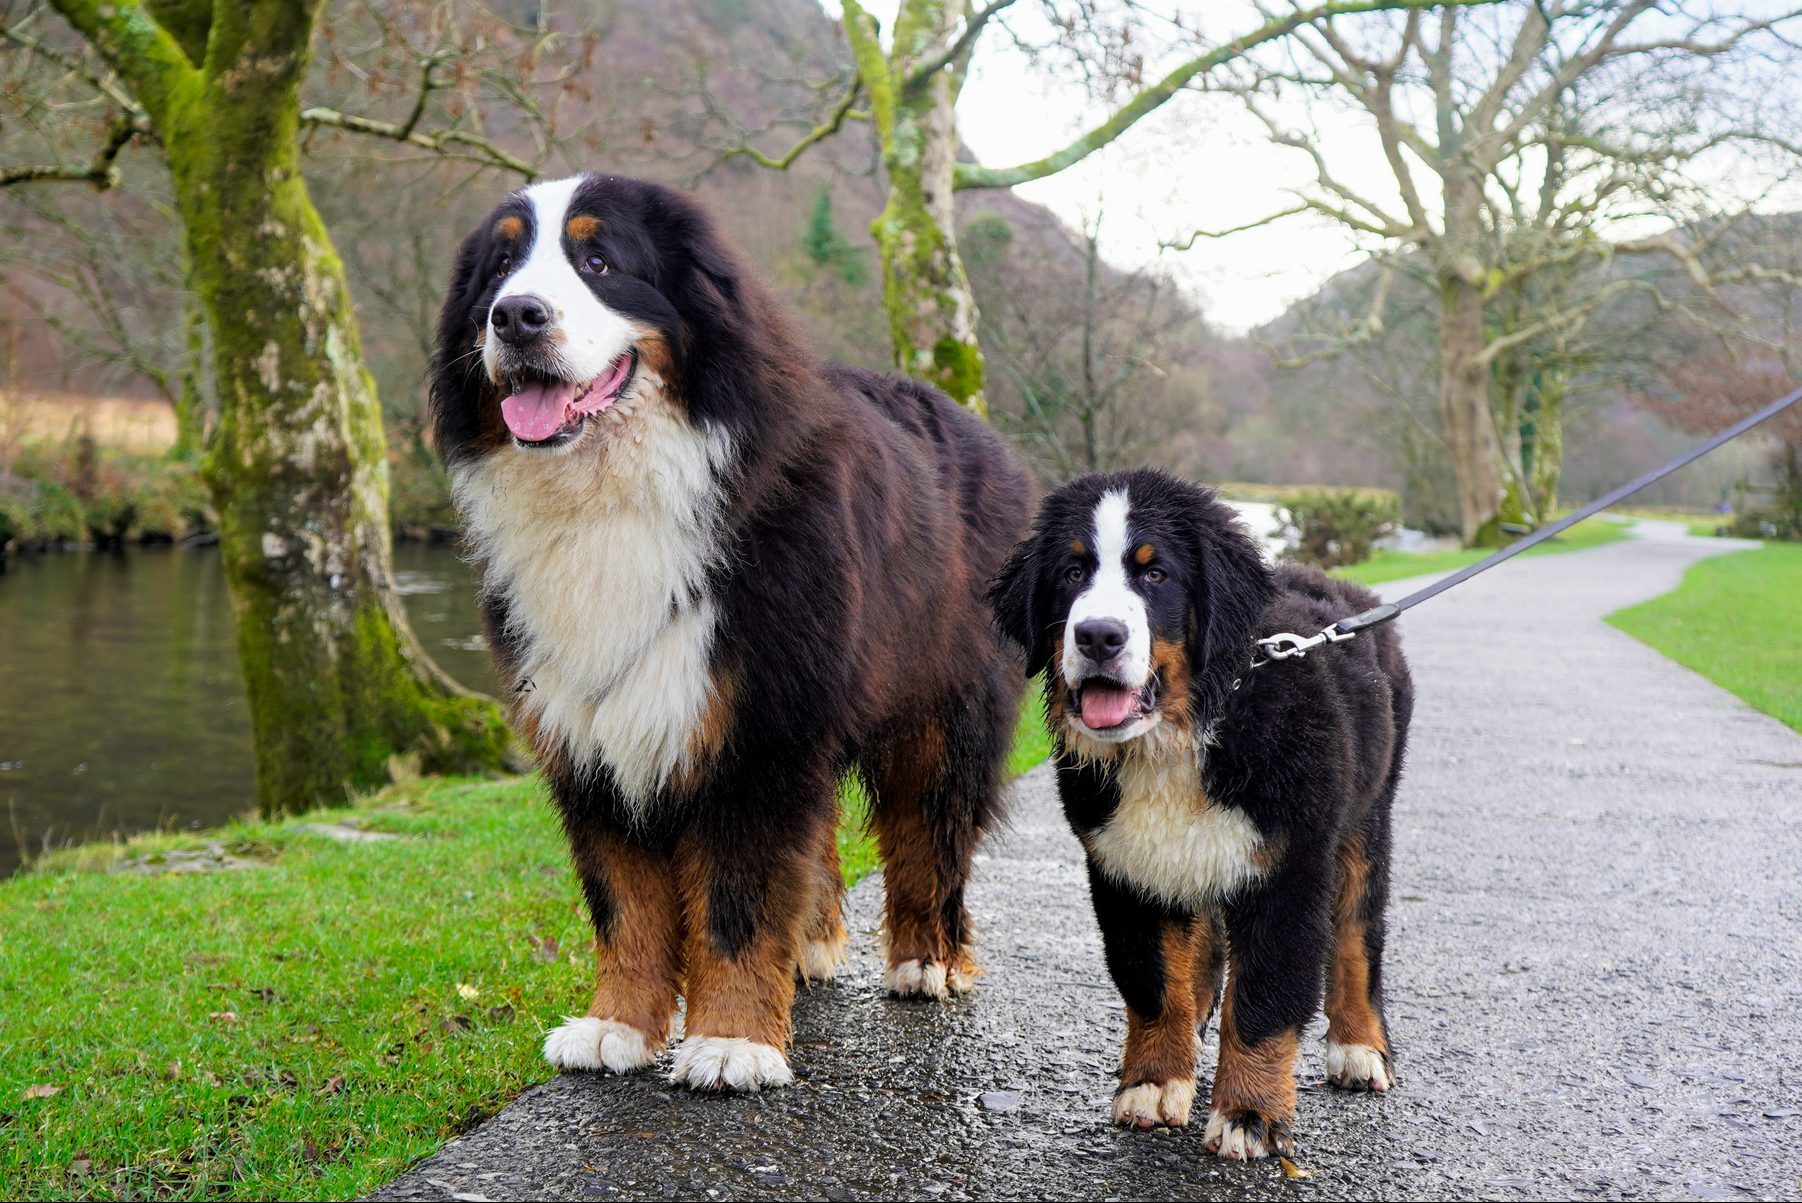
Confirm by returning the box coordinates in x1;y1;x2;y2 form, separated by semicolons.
501;379;580;442
1080;685;1137;729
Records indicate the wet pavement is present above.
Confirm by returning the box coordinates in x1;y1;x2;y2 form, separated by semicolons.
372;524;1802;1201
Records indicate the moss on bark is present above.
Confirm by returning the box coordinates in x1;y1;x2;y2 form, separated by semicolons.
51;0;512;815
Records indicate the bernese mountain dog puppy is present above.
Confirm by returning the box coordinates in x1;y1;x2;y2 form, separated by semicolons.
429;174;1032;1092
988;469;1412;1160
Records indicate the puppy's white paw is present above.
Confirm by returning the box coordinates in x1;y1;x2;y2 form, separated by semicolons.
1204;1108;1294;1161
668;1036;793;1092
796;930;848;983
884;958;977;999
1113;1078;1196;1129
542;1017;659;1074
1324;1040;1392;1092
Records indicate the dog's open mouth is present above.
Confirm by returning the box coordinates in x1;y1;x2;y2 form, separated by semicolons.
500;350;637;447
1072;676;1159;731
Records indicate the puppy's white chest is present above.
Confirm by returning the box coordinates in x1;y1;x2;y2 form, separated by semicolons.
1087;744;1264;908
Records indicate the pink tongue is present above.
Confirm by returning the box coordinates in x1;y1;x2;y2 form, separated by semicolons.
1081;685;1138;729
500;379;581;442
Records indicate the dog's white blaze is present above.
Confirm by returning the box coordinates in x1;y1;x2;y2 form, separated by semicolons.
451;400;734;809
1062;488;1151;688
1086;726;1265;908
484;175;635;387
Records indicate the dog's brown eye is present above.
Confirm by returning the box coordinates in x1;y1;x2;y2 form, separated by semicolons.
1064;565;1086;584
493;253;511;278
1143;567;1166;584
583;252;608;274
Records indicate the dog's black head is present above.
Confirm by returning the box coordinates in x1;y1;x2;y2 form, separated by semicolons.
429;173;769;462
989;469;1274;746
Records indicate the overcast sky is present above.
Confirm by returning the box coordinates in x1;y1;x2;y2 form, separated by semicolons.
822;1;1801;335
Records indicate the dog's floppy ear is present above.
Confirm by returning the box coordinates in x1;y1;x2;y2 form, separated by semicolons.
1186;491;1276;672
428;222;500;463
988;534;1053;677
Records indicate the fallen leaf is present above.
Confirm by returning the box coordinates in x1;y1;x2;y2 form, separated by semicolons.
1279;1156;1314;1180
530;935;559;963
314;1074;345;1098
208;1011;239;1024
22;1084;60;1101
68;1158;91;1176
456;983;480;1002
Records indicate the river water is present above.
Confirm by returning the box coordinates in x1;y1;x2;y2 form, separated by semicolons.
0;543;495;876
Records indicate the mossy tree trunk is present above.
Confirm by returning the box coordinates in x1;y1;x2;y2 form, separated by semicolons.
51;0;511;816
1436;263;1507;546
844;1;986;413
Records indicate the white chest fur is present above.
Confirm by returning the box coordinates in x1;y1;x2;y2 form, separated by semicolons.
1084;728;1265;908
451;402;733;808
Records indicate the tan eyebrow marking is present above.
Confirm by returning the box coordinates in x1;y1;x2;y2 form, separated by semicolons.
495;214;523;240
1069;540;1087;557
1135;543;1156;565
565;214;601;241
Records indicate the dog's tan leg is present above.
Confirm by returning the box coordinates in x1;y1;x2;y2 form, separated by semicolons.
667;817;822;1091
796;816;848;984
1112;918;1203;1129
1205;978;1301;1161
1324;831;1393;1091
541;830;680;1075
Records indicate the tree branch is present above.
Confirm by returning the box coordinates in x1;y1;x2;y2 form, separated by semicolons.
0;112;149;189
905;0;1019;90
954;0;1501;191
42;0;197;127
712;74;868;171
298;105;538;179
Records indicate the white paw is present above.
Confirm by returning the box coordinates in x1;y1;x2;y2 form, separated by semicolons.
1324;1040;1392;1092
668;1036;793;1092
884;958;976;999
542;1017;660;1074
796;931;848;982
1204;1109;1291;1161
1112;1078;1196;1129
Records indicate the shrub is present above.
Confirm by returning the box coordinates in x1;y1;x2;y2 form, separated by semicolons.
1277;489;1400;569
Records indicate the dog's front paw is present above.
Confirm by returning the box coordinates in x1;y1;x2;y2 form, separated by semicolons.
1113;1078;1196;1129
1324;1041;1392;1092
668;1036;794;1092
884;956;978;1000
542;1017;660;1074
1204;1107;1296;1161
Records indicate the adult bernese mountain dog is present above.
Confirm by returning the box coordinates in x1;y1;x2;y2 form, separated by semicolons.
989;469;1413;1160
429;174;1032;1092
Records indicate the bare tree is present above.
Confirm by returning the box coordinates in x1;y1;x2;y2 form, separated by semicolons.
1186;1;1802;543
696;0;1497;414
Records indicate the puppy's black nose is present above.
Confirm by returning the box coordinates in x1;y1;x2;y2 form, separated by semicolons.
1074;618;1128;662
490;294;551;345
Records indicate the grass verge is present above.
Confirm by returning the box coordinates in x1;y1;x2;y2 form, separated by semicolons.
1332;515;1632;586
1;696;1052;1200
1606;542;1802;734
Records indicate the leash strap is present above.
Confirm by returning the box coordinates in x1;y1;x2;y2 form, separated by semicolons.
1251;382;1802;666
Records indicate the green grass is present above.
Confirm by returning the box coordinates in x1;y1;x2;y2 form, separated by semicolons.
1607;542;1802;734
0;700;1052;1201
1331;515;1633;586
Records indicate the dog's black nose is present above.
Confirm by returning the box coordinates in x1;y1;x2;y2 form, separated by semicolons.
1074;618;1129;662
490;294;551;345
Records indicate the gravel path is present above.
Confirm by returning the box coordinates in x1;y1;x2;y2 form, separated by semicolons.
372;523;1802;1202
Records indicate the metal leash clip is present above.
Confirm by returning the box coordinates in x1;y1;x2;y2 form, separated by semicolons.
1250;624;1356;669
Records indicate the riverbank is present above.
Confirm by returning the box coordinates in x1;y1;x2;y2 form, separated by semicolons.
0;703;1050;1201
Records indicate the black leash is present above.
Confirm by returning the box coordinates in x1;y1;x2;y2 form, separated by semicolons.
1250;382;1802;669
